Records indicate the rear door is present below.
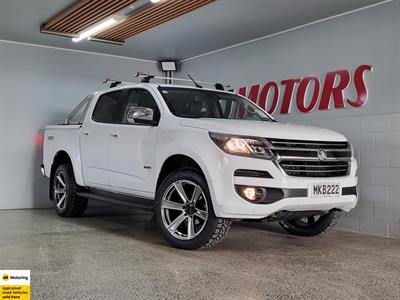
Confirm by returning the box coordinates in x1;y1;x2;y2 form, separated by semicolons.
80;90;124;187
108;88;161;196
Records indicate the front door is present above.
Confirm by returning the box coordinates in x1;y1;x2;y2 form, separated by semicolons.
108;88;161;196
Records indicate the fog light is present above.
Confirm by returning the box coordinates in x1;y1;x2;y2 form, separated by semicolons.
243;187;257;201
236;185;266;203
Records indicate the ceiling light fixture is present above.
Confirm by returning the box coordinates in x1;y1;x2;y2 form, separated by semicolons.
160;61;177;72
150;0;161;3
72;18;118;43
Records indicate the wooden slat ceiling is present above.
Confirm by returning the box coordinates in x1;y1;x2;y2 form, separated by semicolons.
95;0;215;43
42;0;138;35
41;0;216;44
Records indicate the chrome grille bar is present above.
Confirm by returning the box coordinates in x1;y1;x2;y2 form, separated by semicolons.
283;169;349;173
267;138;352;178
280;163;349;168
271;147;351;152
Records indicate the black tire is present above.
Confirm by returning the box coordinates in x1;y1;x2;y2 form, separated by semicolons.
279;210;342;237
52;163;88;218
155;170;231;250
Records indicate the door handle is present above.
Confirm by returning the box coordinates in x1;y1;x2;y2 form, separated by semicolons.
82;132;89;136
110;133;119;138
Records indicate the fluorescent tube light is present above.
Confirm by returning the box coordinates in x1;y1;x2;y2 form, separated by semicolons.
72;18;118;43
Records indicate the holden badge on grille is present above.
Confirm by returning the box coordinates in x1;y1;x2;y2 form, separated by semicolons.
317;150;328;161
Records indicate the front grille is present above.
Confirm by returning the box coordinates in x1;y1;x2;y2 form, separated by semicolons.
280;160;349;177
268;138;352;178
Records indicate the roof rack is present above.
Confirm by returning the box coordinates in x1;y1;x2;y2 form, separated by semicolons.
102;78;136;88
102;73;231;91
134;72;230;90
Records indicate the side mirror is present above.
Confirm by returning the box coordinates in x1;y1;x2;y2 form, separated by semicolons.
126;107;157;125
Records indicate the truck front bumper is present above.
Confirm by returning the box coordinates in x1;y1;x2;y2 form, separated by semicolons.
208;156;358;219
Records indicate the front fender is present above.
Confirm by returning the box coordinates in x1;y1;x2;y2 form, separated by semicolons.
155;128;226;208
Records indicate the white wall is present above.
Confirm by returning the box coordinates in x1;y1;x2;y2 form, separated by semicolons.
179;0;400;238
0;40;160;209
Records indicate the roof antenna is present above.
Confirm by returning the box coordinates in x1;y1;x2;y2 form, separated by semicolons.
187;74;203;88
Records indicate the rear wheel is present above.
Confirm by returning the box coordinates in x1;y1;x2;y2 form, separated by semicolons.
279;210;342;237
155;170;231;250
52;163;88;218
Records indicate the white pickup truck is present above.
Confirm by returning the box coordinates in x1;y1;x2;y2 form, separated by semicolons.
42;78;358;249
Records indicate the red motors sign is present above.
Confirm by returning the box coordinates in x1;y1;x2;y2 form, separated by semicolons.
237;65;372;114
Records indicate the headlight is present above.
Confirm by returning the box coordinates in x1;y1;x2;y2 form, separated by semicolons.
209;132;274;159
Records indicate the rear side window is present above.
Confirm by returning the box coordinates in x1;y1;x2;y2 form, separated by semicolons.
66;95;92;125
92;91;123;123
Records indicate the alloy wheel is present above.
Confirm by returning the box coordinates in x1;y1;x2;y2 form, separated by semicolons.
54;170;68;211
161;180;208;240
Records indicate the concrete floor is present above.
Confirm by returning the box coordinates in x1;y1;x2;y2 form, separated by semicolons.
1;206;399;300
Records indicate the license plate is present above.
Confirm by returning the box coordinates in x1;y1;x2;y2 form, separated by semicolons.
309;183;341;197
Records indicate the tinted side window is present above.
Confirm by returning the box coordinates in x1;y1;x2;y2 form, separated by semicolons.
92;91;123;123
122;89;160;124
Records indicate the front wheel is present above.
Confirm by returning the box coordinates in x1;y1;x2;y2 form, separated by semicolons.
279;210;342;237
155;170;231;250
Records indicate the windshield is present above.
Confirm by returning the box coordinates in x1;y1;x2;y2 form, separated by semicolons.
158;87;273;121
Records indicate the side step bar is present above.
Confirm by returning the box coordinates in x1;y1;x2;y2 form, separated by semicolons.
77;190;155;212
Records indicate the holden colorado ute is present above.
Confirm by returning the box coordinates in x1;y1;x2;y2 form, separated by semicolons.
41;77;358;249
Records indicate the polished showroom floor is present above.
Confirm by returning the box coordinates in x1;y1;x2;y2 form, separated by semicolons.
1;205;399;300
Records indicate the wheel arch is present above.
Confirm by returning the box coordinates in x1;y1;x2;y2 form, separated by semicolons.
49;151;74;201
156;154;207;191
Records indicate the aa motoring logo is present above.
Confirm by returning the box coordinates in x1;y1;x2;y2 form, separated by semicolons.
1;272;29;282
